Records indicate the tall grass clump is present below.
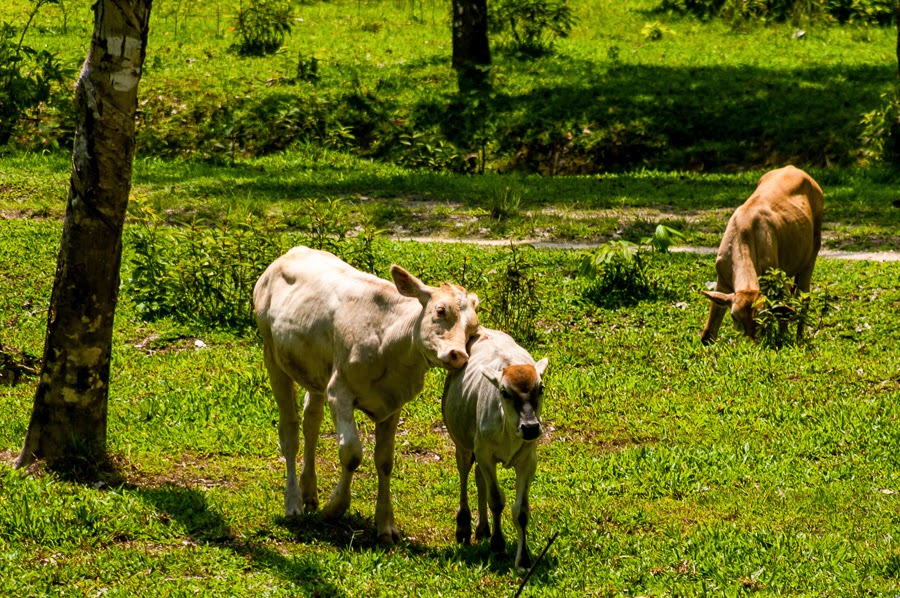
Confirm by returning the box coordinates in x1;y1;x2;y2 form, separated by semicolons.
482;243;544;344
233;0;294;56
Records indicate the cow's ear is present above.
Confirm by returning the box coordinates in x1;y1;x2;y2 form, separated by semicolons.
534;357;549;377
391;265;433;305
468;292;480;311
701;290;734;307
482;368;502;389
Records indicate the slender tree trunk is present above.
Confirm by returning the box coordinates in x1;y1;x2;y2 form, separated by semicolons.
16;0;153;470
451;0;491;92
896;0;900;79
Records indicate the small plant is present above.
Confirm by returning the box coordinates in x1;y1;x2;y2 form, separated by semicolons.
579;240;664;307
752;268;832;348
641;21;675;41
233;0;293;56
489;0;575;56
0;1;68;146
642;224;685;253
488;184;525;221
483;243;543;344
295;52;319;83
859;86;900;167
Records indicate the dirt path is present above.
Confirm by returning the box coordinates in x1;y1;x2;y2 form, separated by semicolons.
396;236;900;262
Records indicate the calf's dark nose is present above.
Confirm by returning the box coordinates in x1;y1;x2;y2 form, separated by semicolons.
519;422;542;441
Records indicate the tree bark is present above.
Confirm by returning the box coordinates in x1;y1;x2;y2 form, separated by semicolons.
451;0;491;92
16;0;153;470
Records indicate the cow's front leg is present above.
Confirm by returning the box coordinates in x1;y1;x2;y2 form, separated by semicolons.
300;390;326;513
264;347;302;517
454;446;475;545
474;461;491;541
373;410;402;545
322;377;362;521
701;301;728;345
477;457;506;555
512;449;537;574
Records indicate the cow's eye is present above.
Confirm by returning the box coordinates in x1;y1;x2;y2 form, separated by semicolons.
435;305;446;318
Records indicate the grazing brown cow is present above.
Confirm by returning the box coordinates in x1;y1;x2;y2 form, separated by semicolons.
701;165;824;344
442;327;548;573
254;247;480;545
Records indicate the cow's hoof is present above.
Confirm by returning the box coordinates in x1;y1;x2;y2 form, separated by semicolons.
302;499;319;514
322;496;350;520
475;523;490;542
377;526;401;546
456;530;471;545
490;533;506;555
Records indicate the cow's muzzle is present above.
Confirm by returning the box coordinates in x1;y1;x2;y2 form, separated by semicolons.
440;348;469;370
518;421;542;441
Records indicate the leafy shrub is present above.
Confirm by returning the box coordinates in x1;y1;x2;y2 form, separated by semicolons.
127;202;285;330
579;241;668;307
658;0;892;23
233;0;294;56
482;243;543;344
489;0;575;56
753;268;833;348
126;197;385;330
0;5;69;147
859;86;900;167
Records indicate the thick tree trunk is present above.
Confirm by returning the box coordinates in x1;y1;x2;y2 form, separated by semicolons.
16;0;152;470
451;0;491;92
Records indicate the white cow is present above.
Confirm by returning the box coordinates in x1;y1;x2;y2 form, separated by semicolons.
442;327;549;573
253;247;480;545
701;165;824;344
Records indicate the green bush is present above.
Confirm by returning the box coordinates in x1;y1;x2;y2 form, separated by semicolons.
579;240;669;307
489;0;575;55
753;268;834;348
482;243;543;344
860;86;900;167
0;11;69;147
233;0;294;56
658;0;893;23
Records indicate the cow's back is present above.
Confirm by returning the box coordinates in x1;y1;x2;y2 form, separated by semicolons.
718;166;823;281
254;247;409;393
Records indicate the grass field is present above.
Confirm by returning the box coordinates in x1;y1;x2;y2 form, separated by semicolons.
3;0;900;594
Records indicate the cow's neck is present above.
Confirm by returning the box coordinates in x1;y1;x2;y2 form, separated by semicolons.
729;232;760;292
383;298;432;373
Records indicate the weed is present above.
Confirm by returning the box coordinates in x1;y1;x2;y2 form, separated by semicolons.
753;268;835;348
488;183;525;221
490;0;575;56
483;243;543;344
642;224;685;253
579;240;661;307
233;0;293;56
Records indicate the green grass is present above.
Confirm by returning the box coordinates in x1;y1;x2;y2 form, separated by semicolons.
2;218;900;595
0;0;897;171
2;149;900;251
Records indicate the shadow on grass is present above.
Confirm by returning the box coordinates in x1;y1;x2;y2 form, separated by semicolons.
135;483;350;597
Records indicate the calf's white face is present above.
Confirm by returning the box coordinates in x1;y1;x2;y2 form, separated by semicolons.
483;357;549;441
391;265;480;370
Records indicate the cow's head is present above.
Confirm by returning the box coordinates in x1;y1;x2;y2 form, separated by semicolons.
483;358;549;442
391;265;480;370
701;289;762;340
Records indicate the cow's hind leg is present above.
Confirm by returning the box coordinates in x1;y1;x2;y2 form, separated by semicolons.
322;376;363;522
300;390;326;513
477;458;506;556
374;411;402;546
454;447;475;545
512;449;537;574
264;347;301;517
